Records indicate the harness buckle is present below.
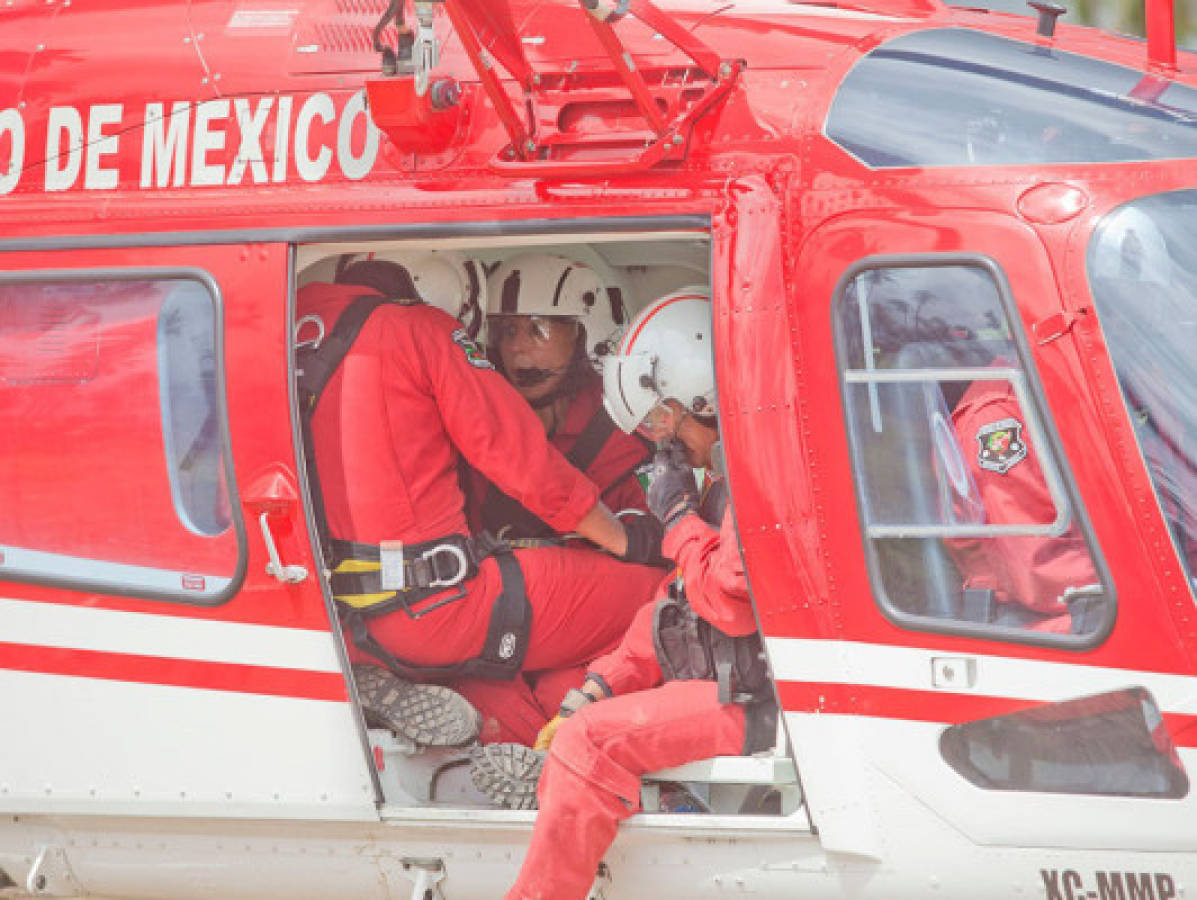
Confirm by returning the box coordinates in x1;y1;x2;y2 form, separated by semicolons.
423;543;470;588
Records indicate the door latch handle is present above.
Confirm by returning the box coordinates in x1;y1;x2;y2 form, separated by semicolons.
259;512;308;584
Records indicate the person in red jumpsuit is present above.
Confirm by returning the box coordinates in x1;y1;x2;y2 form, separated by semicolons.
296;260;666;744
490;290;776;899
455;254;656;746
946;376;1101;634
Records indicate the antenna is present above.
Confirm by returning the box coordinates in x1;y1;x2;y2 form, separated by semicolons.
1027;0;1065;38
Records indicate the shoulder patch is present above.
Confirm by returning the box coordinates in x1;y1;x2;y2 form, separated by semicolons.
451;328;493;370
975;417;1028;474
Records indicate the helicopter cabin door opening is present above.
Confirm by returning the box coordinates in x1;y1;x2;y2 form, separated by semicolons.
293;218;806;818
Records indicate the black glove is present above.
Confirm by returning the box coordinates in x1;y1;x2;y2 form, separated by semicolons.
646;440;699;530
619;513;669;568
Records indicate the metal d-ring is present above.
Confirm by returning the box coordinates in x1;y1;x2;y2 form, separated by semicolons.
295;314;325;350
423;544;469;588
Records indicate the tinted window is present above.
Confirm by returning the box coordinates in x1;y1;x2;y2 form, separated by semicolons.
827;28;1197;168
835;263;1111;639
1087;192;1197;595
159;285;229;537
941;688;1188;798
0;276;239;602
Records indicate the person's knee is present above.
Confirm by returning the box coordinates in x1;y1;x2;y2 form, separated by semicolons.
548;704;643;809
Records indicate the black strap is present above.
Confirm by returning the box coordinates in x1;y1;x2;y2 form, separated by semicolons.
297;295;397;558
479;404;634;539
343;549;532;681
565;405;618;473
297;295;395;413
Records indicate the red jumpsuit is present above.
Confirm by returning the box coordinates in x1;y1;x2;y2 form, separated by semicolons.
298;283;662;679
458;377;654;745
506;502;757;900
946;379;1099;633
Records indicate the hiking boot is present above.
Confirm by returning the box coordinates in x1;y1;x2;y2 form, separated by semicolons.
468;742;545;810
353;664;481;748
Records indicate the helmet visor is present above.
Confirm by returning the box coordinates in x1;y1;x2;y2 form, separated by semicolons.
635;402;683;441
490;315;578;347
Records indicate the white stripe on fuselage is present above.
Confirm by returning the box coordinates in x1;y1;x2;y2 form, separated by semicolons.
0;597;341;672
766;637;1197;715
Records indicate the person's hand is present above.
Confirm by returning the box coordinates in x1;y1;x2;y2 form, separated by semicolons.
535;685;603;750
618;512;668;567
646;441;699;530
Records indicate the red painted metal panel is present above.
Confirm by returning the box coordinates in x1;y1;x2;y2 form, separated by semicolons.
0;641;347;701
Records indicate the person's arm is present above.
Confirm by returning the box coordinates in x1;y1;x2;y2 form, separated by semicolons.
663;506;757;636
574;502;628;556
406;309;600;533
952;393;1100;617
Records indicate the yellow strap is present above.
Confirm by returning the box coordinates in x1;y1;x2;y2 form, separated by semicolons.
336;591;397;609
335;558;381;574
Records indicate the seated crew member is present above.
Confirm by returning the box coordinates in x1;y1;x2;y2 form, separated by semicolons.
296;257;667;747
456;254;657;746
945;376;1101;634
469;252;652;536
473;292;777;900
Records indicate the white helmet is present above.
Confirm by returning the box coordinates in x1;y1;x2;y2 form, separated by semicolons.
337;250;485;334
487;253;624;358
602;287;714;434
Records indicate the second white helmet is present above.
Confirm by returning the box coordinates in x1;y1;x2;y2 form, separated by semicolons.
602;287;715;434
487;253;625;359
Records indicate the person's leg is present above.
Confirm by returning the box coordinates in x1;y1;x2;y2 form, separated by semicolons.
349;548;662;673
527;665;588;722
452;675;546;746
506;680;746;900
514;547;665;672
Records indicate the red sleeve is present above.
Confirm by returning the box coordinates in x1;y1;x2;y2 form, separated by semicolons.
396;308;600;534
951;390;1099;616
661;505;756;636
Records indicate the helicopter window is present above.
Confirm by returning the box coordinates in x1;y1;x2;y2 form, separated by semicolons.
940;688;1188;798
826;28;1197;169
835;263;1112;642
1087;192;1197;598
0;275;239;604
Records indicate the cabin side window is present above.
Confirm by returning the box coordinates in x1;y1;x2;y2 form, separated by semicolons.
834;262;1112;642
0;275;239;603
1087;192;1197;599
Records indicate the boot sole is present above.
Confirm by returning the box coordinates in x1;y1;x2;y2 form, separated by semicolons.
469;743;545;810
353;664;481;748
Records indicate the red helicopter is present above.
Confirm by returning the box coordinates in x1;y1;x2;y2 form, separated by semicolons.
0;0;1194;897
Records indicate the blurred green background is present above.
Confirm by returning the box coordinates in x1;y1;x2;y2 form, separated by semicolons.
1073;0;1196;44
960;0;1197;46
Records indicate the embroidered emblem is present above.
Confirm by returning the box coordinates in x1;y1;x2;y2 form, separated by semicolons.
976;417;1028;474
451;328;493;369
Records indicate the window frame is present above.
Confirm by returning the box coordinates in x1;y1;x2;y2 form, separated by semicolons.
831;252;1116;649
0;266;246;606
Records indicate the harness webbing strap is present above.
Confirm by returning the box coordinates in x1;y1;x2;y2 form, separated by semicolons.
565;405;618;473
479;404;631;540
297;295;396;558
343;549;531;682
298;296;395;413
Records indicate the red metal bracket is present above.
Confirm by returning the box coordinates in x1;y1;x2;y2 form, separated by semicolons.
444;0;741;176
